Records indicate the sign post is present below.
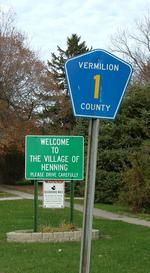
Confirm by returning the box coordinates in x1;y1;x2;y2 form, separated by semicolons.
70;180;74;225
25;136;84;233
79;118;99;273
64;49;133;273
34;180;38;232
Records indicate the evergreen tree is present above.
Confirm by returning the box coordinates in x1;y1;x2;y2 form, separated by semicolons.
48;34;91;93
42;34;92;134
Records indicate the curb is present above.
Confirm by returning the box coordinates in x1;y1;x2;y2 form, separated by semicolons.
7;229;99;243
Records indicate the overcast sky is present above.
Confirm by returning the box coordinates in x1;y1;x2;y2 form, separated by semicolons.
1;0;149;63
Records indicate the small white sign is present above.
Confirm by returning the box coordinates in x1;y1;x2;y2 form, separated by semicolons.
43;180;64;208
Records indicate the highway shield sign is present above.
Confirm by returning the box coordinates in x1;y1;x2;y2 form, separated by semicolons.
64;49;133;120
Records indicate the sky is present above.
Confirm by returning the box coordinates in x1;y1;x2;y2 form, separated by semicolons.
0;0;149;63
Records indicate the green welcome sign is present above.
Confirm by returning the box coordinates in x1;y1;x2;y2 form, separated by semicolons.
25;136;84;180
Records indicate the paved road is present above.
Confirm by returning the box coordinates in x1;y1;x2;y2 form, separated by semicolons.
1;186;150;228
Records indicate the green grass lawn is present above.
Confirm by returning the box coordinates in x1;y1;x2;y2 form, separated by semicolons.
0;191;18;198
0;199;150;272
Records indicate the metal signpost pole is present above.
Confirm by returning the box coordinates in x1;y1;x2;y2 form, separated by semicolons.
70;179;74;225
34;180;38;232
79;118;99;273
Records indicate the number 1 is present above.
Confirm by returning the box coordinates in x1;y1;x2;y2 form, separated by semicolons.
94;75;100;99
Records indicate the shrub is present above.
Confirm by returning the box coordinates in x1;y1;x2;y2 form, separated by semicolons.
119;151;150;213
95;170;122;204
0;149;25;184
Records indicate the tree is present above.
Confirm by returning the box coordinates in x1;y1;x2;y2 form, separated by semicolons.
72;83;150;204
0;6;57;142
0;7;57;183
108;9;150;84
48;34;91;93
0;100;39;154
0;7;57;121
42;34;92;134
0;99;40;184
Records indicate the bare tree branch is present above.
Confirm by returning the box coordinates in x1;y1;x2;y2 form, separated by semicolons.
108;8;150;84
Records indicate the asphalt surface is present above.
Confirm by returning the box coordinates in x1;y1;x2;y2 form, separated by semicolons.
1;186;150;228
